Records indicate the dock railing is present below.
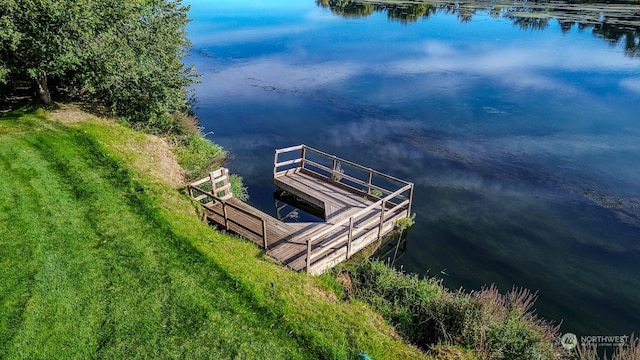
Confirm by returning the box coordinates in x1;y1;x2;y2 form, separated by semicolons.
305;183;412;273
274;145;414;273
274;144;413;204
188;168;269;250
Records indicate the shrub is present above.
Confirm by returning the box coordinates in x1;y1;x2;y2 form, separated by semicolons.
471;285;560;360
339;260;562;360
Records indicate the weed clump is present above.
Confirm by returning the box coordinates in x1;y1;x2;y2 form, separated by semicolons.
172;134;226;181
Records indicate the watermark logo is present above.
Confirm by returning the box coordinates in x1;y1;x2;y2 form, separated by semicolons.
581;335;630;348
561;333;578;350
560;333;630;350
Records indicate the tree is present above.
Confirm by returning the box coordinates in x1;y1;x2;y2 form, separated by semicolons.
1;0;93;104
81;0;198;130
0;0;197;132
0;4;17;85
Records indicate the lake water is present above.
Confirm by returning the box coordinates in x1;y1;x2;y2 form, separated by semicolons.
185;0;640;337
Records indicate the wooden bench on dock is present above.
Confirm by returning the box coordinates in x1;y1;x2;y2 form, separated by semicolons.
188;144;414;275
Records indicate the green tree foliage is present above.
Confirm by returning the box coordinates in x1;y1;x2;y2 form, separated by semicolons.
1;0;95;103
0;2;18;84
81;0;198;131
0;0;197;131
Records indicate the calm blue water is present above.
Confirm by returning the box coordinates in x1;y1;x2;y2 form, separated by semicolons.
185;0;640;337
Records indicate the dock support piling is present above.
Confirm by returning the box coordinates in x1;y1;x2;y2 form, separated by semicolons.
347;217;354;258
378;200;386;240
222;201;229;230
306;240;312;274
262;219;268;250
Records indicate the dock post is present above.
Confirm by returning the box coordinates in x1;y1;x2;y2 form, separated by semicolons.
306;240;312;274
407;184;414;216
347;217;354;258
273;150;279;176
222;201;229;230
262;219;268;250
378;200;386;239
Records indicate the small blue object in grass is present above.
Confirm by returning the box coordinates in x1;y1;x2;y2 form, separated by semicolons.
359;352;372;360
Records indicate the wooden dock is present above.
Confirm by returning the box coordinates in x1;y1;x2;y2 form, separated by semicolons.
188;145;414;275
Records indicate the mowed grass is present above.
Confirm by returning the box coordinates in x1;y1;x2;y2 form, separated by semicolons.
0;108;427;359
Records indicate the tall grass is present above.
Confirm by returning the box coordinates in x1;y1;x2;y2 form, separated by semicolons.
172;134;227;180
575;335;640;360
337;260;561;360
340;261;640;360
171;133;249;201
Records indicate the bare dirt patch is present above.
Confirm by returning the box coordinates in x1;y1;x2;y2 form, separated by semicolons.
336;272;353;297
137;136;186;188
49;104;185;188
48;103;103;123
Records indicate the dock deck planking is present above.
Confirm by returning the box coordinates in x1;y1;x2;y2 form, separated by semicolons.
272;168;373;220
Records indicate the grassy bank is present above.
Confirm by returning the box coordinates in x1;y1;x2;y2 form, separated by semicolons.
0;107;426;359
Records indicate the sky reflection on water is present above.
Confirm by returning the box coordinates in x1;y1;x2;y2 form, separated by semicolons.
185;0;640;335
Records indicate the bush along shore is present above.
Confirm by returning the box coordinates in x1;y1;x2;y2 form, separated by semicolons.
322;259;640;360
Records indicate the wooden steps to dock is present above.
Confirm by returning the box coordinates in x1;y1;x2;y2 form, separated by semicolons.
188;145;414;275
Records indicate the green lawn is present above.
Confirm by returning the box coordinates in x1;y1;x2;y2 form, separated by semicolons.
0;108;427;359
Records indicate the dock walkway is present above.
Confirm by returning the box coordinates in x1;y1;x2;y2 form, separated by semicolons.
188;145;414;275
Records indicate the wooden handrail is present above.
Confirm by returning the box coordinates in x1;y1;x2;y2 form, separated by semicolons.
302;145;412;186
274;144;413;187
190;177;211;187
308;210;384;266
274;158;302;168
273;145;304;176
302;160;393;196
308;201;379;243
187;185;213;201
305;183;413;272
307;183;412;243
188;184;269;248
275;144;304;154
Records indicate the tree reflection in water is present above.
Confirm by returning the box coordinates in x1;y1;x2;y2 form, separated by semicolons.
316;0;640;57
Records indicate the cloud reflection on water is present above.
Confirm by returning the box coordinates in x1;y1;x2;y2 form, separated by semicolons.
193;25;312;46
193;55;361;100
195;34;639;104
620;77;640;93
389;40;639;91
